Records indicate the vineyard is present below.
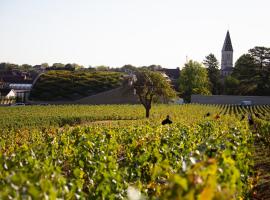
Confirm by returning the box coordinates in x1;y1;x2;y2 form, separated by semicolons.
0;104;269;199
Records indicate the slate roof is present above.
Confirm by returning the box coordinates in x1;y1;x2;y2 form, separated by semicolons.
0;71;34;84
0;88;13;96
158;68;180;80
222;31;233;52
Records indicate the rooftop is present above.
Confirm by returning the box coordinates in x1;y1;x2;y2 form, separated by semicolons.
0;88;13;96
222;31;233;52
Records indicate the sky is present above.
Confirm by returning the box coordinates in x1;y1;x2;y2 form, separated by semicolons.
0;0;269;69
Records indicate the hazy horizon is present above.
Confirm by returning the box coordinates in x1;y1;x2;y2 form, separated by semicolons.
0;0;269;69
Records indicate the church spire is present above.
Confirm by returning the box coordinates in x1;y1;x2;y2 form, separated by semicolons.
222;31;233;52
221;30;234;75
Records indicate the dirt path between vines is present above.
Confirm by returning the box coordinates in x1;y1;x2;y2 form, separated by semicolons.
251;141;270;200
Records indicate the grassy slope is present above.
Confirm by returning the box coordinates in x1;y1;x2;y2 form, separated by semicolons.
30;70;123;101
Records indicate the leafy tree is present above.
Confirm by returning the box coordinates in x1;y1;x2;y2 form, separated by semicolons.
52;63;64;68
41;63;49;68
52;63;65;69
95;65;110;71
203;54;222;94
121;65;137;73
72;63;84;70
133;70;176;118
232;47;270;95
0;63;19;71
224;75;240;95
232;54;256;80
248;46;270;69
179;60;211;102
248;47;270;95
21;64;33;71
143;64;163;71
232;54;257;95
64;64;75;71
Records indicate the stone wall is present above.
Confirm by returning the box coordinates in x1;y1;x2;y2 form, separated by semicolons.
76;87;139;105
191;95;270;105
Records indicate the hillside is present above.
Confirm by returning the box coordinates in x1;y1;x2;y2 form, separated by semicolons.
30;70;123;101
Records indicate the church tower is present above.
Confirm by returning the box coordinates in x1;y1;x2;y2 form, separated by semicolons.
221;31;233;76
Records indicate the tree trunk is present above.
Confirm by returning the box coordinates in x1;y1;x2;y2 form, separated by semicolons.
145;107;150;118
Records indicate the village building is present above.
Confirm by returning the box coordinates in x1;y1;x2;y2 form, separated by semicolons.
157;68;180;90
0;70;36;102
221;31;234;76
0;88;16;99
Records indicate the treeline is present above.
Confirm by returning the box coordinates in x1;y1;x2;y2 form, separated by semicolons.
0;62;166;73
228;46;270;96
203;46;270;97
1;45;269;101
162;46;270;102
0;62;85;72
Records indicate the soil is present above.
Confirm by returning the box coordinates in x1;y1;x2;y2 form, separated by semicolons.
251;141;270;200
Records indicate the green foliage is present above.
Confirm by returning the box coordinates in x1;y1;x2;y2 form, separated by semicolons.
0;104;269;199
121;65;138;73
179;60;211;102
95;65;110;71
203;54;222;95
0;63;33;72
141;65;163;71
41;63;49;68
30;71;123;101
0;63;19;71
232;54;260;95
21;64;33;71
133;70;177;117
0;104;224;129
52;63;65;68
232;46;270;95
248;46;270;68
233;54;256;80
224;75;240;95
252;105;270;145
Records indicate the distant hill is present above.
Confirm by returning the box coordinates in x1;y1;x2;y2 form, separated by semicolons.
30;70;123;101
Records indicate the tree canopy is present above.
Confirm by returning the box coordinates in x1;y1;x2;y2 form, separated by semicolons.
231;46;270;95
133;70;176;118
203;53;222;94
224;75;240;95
248;46;270;69
179;60;211;102
232;54;256;80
